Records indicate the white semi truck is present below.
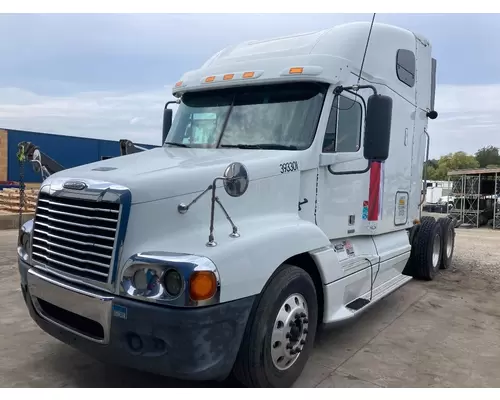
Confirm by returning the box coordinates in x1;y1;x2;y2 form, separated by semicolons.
17;21;456;388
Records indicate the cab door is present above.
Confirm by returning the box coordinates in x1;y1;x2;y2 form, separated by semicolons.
316;90;369;240
315;88;379;304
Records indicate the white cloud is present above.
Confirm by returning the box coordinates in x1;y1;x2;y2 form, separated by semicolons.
0;83;499;157
129;117;145;125
0;87;177;146
428;84;500;158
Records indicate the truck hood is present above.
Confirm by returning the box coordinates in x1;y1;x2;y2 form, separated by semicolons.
43;146;302;204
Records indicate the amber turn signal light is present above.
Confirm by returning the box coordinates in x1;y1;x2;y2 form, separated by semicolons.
189;271;217;301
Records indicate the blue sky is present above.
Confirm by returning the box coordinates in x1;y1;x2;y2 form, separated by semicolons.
0;13;499;157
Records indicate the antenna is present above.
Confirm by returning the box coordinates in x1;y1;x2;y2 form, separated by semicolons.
356;13;376;88
332;13;377;112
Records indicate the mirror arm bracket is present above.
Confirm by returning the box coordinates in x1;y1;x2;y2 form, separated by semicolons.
164;99;180;110
334;84;378;96
177;174;244;247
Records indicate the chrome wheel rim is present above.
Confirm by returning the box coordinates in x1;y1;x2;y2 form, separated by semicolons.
271;293;309;371
446;230;454;258
432;233;441;269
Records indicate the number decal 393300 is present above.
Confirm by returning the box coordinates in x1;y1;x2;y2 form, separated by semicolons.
280;161;299;174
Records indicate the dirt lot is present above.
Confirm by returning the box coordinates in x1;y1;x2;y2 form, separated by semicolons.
1;227;500;388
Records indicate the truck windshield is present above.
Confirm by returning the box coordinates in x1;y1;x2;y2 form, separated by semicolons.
165;82;327;150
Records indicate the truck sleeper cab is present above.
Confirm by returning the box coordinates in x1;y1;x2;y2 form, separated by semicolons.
17;21;455;388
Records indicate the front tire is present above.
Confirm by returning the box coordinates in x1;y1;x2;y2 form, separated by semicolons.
232;264;318;388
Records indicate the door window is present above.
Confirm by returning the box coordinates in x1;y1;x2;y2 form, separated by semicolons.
322;95;362;153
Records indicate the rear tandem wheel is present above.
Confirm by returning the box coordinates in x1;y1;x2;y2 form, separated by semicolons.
436;217;456;269
407;218;443;280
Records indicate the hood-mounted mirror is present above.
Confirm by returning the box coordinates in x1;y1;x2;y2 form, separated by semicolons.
177;161;250;247
223;162;249;197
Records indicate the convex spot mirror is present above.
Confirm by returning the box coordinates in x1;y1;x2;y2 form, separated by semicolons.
363;94;393;162
223;162;249;197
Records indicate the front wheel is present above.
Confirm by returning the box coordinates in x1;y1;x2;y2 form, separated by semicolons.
232;264;318;388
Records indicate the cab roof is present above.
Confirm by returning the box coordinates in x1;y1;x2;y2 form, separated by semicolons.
173;22;428;100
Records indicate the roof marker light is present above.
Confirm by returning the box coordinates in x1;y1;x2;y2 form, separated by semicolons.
242;71;255;79
205;76;216;83
289;67;304;74
223;74;234;80
175;81;183;87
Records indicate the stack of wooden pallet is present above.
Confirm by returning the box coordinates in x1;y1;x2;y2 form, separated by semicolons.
0;188;39;214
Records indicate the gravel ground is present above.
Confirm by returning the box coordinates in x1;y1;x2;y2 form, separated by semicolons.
1;226;500;387
423;228;500;293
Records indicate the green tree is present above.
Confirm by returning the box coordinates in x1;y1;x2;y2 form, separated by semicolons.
440;151;480;170
425;164;440;180
425;152;480;180
423;159;438;180
475;146;500;168
427;158;439;169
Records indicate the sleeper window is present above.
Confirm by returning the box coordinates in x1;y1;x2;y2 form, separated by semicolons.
396;49;416;87
322;95;362;153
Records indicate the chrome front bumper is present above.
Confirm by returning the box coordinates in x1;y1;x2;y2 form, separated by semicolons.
27;268;114;344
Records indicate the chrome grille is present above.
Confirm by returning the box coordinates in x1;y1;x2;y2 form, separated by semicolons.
31;192;120;283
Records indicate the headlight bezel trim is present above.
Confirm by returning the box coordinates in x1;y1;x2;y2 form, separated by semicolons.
119;252;220;308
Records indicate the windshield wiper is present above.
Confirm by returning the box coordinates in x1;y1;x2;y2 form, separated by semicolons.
221;144;298;150
164;141;190;148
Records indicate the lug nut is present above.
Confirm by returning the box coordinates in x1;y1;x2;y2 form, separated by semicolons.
303;318;309;324
285;333;291;339
300;339;306;345
303;328;308;334
300;312;306;318
286;343;293;349
295;348;302;353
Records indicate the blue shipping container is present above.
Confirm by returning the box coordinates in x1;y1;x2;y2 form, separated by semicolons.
6;129;157;183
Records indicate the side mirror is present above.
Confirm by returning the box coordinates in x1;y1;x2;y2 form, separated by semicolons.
363;94;393;162
162;108;173;144
31;149;42;173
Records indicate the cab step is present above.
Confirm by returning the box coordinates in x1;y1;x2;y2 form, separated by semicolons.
346;297;371;311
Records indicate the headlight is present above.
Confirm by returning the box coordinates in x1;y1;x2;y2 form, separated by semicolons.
132;269;149;291
120;252;220;307
164;269;183;297
132;268;161;293
122;265;166;299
